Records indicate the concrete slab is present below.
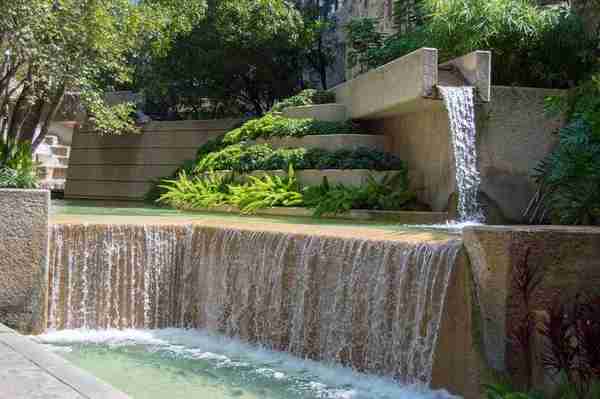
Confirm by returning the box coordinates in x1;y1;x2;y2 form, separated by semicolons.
0;324;130;399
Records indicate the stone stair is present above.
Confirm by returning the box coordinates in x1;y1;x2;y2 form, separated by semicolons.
35;135;71;191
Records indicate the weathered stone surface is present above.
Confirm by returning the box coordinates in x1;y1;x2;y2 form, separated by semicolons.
463;225;600;377
0;189;49;334
367;86;564;223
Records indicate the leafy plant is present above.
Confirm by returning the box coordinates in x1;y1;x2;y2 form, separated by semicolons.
304;172;416;217
221;114;365;146
227;165;304;214
527;76;600;225
270;89;335;113
0;139;38;189
483;383;544;399
195;144;406;173
540;295;600;398
157;170;233;210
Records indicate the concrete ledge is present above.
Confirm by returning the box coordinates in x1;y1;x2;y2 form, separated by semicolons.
281;104;347;122
463;225;600;374
439;51;491;102
253;134;387;152
0;189;49;334
180;205;448;224
0;324;129;398
331;48;439;119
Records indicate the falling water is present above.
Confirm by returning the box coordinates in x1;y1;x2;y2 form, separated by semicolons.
438;86;483;222
48;223;462;386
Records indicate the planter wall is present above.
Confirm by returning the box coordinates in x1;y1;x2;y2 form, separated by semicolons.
253;134;387;152
0;189;49;334
65;119;243;200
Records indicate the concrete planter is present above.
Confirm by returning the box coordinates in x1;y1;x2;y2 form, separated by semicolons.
253;134;387;152
0;189;49;334
281;103;347;122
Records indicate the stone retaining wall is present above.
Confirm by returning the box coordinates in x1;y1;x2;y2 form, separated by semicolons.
0;189;49;334
65;119;243;200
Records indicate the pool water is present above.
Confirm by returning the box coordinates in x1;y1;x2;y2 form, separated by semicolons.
37;329;458;399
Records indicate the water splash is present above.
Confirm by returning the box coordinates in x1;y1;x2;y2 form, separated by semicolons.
37;328;459;399
47;224;462;386
438;86;483;222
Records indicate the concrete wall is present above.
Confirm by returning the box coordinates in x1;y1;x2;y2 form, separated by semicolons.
463;225;600;388
366;86;564;223
65;119;242;200
0;189;49;334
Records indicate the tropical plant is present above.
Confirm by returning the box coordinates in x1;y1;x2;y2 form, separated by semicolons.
304;172;415;217
0;138;38;189
540;295;600;398
227;165;304;214
527;76;600;225
157;170;232;210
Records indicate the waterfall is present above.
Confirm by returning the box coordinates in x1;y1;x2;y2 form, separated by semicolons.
438;86;483;222
48;223;462;386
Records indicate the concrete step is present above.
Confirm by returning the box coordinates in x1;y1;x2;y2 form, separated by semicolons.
43;135;59;146
50;145;70;157
281;104;347;122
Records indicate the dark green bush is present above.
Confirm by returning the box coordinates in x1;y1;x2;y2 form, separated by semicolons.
195;144;406;173
270;89;336;113
222;114;365;146
346;1;597;88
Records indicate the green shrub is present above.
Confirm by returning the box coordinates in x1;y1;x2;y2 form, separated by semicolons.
483;383;544;399
222;114;365;146
196;144;406;173
228;166;304;214
304;172;416;217
270;89;335;113
346;1;597;88
0;139;38;189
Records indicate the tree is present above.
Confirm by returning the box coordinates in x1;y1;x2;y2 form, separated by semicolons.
0;0;152;150
135;0;309;118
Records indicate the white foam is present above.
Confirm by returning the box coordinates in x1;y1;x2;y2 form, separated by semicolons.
38;328;461;399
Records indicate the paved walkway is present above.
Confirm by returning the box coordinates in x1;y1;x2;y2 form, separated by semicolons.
0;324;129;399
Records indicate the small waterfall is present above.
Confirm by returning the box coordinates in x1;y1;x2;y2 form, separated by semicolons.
438;86;483;222
48;223;462;386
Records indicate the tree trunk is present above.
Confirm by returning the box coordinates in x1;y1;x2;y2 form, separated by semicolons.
32;85;66;151
6;66;35;142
